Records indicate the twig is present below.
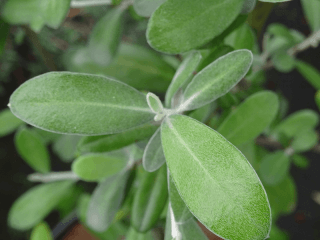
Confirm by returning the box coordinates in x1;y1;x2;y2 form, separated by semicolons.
28;171;80;183
23;26;58;71
288;29;320;56
70;0;112;8
256;136;320;154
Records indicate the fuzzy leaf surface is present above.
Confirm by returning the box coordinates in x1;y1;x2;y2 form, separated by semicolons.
9;72;154;135
180;50;252;111
161;115;271;240
147;0;244;53
165;51;202;107
142;128;166;172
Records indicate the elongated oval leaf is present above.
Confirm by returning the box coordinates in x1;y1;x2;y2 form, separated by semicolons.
131;165;168;232
0;108;24;137
296;60;320;89
291;129;318;153
87;172;129;232
259;151;290;186
292;154;309;169
164;205;208;240
146;92;163;114
8;181;74;230
301;0;320;32
72;153;127;181
272;52;295;73
9;72;154;135
77;123;158;154
142;128;166;172
88;7;124;66
168;174;192;223
218;91;279;146
165;51;202;107
273;109;319;138
180;50;253;111
147;0;245;53
161;115;271;240
30;222;53;240
15;128;50;173
133;0;166;17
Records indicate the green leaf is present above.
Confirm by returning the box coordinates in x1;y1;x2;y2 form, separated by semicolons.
265;36;292;55
264;176;296;219
88;7;124;66
272;52;295;73
77;123;158;154
291;129;318;153
301;0;320;32
0;108;24;137
30;222;53;240
259;151;290;186
292;154;309;169
161;115;271;240
2;0;71;32
9;72;154;135
32;128;61;144
296;60;320;89
146;92;163;114
86;172;129;232
142;128;166;172
133;0;166;17
65;44;175;92
147;0;245;53
15;127;50;173
165;51;202;107
164;206;208;240
168;175;192;223
273;109;319;138
179;50;253;111
53;135;81;162
72;153;128;182
131;165;168;232
218;91;279;146
241;0;256;14
225;23;255;51
8;181;74;230
126;227;154;240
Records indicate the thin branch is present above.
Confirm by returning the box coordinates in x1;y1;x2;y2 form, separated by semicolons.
28;171;80;183
288;29;320;56
256;136;320;154
70;0;112;8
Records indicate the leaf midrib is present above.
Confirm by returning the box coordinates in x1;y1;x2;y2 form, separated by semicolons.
23;101;153;113
166;116;267;235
